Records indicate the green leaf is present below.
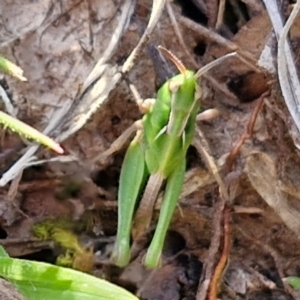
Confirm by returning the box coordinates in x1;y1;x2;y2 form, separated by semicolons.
0;247;139;300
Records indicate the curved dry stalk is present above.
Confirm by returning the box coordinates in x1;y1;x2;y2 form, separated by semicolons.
122;0;166;73
264;0;300;142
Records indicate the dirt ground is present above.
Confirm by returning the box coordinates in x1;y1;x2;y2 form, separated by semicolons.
1;1;300;299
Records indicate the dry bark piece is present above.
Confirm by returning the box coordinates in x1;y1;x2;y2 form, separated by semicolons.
245;151;300;237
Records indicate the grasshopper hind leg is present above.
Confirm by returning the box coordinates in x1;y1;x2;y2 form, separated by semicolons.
111;133;148;267
144;159;186;268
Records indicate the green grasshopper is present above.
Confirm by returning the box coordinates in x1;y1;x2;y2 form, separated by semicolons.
110;47;234;268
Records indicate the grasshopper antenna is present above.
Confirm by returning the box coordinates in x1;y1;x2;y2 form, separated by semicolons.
195;52;236;79
158;45;187;75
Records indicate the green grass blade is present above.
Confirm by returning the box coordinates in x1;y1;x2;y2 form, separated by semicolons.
0;247;138;300
0;111;64;154
0;55;26;81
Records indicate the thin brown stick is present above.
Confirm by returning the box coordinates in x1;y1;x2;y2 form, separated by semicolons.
196;193;226;300
215;0;226;30
194;129;230;202
208;206;230;300
226;91;268;172
178;14;260;69
193;130;229;300
166;2;199;69
194;92;266;299
206;91;268;298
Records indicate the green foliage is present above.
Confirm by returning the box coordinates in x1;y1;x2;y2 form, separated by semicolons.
0;246;139;300
286;276;300;291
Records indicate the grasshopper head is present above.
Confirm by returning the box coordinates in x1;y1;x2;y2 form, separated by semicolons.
158;46;198;100
168;70;196;97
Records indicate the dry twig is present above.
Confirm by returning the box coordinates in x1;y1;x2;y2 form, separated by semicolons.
226;91;267;171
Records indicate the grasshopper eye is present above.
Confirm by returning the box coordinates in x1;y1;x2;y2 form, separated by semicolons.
168;77;183;93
